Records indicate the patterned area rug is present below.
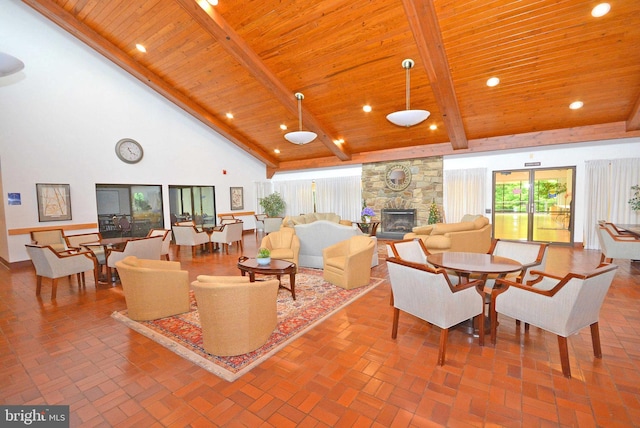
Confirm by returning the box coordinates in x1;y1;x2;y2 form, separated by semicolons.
111;269;383;382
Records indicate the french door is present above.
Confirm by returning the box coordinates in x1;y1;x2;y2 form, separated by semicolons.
492;167;575;244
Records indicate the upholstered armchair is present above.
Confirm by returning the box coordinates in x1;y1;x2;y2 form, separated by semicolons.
490;263;618;378
386;238;430;264
65;232;105;262
147;228;171;260
172;224;210;257
191;275;279;356
106;236;163;281
254;214;267;235
482;240;549;289
260;227;300;271
387;257;485;366
25;244;98;299
596;226;640;263
210;221;243;254
30;229;68;252
322;235;375;289
115;256;190;321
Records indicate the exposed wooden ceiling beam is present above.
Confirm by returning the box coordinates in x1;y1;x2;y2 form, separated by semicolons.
175;0;351;161
273;122;640;173
402;0;468;150
21;0;280;168
626;94;640;131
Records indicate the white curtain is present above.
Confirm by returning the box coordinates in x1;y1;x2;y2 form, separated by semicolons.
584;158;640;249
254;181;273;214
273;180;314;216
314;176;362;221
443;168;486;223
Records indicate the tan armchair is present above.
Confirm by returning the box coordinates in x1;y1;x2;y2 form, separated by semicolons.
322;235;375;289
30;229;68;252
191;275;279;356
490;263;618;378
172;224;210;257
387;257;485;366
115;256;190;321
25;244;98;299
147;228;171;260
260;227;300;271
210;221;243;254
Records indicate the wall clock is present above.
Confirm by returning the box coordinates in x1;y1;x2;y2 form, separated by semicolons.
115;138;144;164
385;164;412;191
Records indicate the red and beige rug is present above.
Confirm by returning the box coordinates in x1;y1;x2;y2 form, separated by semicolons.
111;268;383;382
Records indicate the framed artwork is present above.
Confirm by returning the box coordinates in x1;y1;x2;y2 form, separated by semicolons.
36;183;72;222
230;187;244;210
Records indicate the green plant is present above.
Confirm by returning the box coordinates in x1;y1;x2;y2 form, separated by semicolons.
257;247;271;258
629;185;640;211
259;192;286;217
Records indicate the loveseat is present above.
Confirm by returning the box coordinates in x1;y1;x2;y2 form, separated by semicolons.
282;212;353;228
403;214;491;254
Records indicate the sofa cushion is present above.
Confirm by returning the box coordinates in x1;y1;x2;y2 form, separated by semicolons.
412;225;434;235
424;235;451;250
461;214;481;222
314;213;341;223
430;221;475;235
473;216;489;229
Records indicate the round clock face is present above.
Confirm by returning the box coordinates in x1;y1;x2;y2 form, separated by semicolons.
385;164;412;191
115;138;143;164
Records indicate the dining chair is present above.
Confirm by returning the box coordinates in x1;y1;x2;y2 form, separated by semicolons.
386;238;430;264
210;221;244;254
387;257;485;366
25;244;99;299
483;240;549;289
30;229;68;252
490;263;618;378
596;225;640;263
105;236;163;281
116;216;132;236
65;232;106;277
172;224;210;257
263;217;283;234
254;214;267;236
146;228;171;260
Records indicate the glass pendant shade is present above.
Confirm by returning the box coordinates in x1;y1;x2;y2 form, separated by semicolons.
285;93;317;145
387;59;430;127
0;52;24;77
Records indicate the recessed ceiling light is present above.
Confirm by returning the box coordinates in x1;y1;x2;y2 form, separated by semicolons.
280;124;287;130
135;44;146;53
591;3;610;17
569;101;584;110
274;149;280;154
225;112;233;119
429;124;437;130
363;105;372;113
333;139;344;145
207;0;219;5
486;77;500;87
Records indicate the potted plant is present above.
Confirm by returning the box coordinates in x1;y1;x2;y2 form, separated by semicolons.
256;247;271;265
629;185;640;211
361;207;374;223
259;192;286;217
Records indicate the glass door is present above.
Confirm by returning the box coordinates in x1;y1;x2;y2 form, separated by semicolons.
493;167;574;244
169;186;216;228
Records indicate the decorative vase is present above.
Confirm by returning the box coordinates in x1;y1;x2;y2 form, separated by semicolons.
257;257;270;265
363;216;371;223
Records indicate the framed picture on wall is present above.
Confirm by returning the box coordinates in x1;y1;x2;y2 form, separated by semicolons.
230;187;244;210
36;183;72;221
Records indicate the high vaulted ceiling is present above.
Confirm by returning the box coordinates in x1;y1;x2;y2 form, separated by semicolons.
24;0;640;177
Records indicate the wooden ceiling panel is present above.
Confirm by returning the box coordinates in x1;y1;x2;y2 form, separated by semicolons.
23;0;640;173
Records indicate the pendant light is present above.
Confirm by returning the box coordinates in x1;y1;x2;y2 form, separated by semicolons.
386;59;430;127
284;92;317;145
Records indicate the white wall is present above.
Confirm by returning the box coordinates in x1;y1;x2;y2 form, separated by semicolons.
0;1;266;262
443;138;640;243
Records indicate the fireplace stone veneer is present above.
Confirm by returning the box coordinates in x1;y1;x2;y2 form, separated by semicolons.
379;209;416;239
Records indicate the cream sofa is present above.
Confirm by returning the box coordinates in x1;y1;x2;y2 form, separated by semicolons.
282;212;353;228
403;214;491;254
293;220;378;269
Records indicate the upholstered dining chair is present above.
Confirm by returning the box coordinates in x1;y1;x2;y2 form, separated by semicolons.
254;213;267;236
65;232;106;278
596;225;640;263
386;238;430;264
386;257;485;366
172;224;210;257
210;221;244;254
115;256;190;321
260;227;300;271
146;228;171;260
263;217;283;234
490;263;618;378
30;229;68;252
482;240;549;289
322;235;375;289
25;244;99;299
191;275;279;356
105;236;163;281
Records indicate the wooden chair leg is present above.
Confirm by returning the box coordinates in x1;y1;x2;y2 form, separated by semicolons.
191;246;197;258
590;322;602;358
490;298;498;345
36;276;42;296
438;328;449;366
476;313;485;346
557;335;571;378
391;308;400;339
51;278;58;299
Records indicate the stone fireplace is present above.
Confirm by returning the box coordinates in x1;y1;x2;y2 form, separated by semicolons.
379;208;416;239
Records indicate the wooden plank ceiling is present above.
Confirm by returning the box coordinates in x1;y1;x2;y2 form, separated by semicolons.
23;0;640;176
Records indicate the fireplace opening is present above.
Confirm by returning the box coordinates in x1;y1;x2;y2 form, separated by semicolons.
380;208;416;239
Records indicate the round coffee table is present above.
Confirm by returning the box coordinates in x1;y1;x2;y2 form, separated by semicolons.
237;256;297;300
